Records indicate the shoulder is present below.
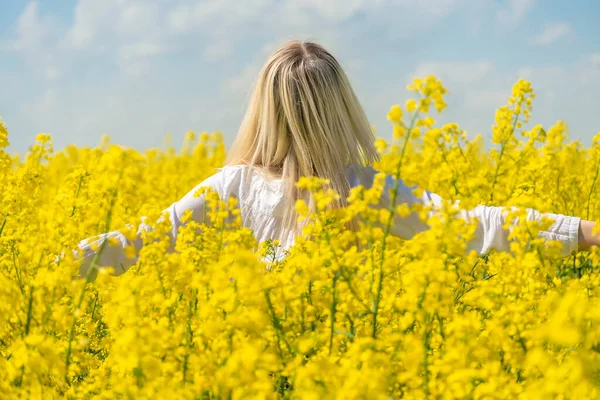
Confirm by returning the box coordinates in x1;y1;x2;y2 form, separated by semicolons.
172;166;250;217
218;164;249;178
345;164;417;196
198;164;250;197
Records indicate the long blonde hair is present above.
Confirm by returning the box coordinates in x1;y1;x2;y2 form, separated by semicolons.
226;40;378;236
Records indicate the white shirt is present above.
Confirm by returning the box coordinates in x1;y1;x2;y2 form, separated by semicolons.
77;164;580;277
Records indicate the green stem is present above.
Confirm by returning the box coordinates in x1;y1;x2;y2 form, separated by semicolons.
11;246;25;296
24;285;35;336
182;289;197;384
90;292;99;321
0;216;6;237
339;268;371;313
264;290;293;364
372;112;418;339
586;159;600;220
328;272;339;356
319;214;353;354
64;187;118;384
70;175;85;218
490;107;521;202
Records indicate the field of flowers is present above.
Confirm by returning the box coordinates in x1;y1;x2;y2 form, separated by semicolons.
1;76;600;399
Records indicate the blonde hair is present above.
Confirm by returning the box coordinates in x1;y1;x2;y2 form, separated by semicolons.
226;40;378;236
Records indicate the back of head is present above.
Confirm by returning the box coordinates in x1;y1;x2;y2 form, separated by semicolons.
226;40;378;235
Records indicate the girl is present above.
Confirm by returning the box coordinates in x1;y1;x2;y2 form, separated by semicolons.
77;40;599;278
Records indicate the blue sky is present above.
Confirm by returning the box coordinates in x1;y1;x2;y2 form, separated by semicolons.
1;0;599;154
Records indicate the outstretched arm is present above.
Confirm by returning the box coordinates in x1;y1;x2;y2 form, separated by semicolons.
76;202;182;278
76;172;224;278
381;173;598;257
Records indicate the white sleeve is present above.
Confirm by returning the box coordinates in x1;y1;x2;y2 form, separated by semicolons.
76;172;224;278
381;174;580;257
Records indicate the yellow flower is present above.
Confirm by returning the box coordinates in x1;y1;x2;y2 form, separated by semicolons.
0;117;9;149
374;138;388;152
395;203;411;218
387;104;403;123
294;199;309;217
35;133;52;143
393;125;406;139
0;75;599;399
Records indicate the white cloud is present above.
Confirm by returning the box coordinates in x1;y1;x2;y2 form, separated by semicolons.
118;41;168;76
4;0;599;155
295;0;372;21
65;1;164;52
167;2;229;32
167;0;276;32
65;0;119;50
52;0;481;77
295;0;472;22
14;2;45;52
118;3;161;36
497;0;536;27
64;1;173;76
7;2;64;80
119;42;167;60
529;23;573;46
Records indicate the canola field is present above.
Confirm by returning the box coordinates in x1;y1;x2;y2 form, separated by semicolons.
1;77;600;399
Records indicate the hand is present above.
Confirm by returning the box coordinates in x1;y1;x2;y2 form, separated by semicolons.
578;220;600;251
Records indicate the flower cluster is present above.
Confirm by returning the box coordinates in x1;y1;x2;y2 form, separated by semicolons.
1;76;600;399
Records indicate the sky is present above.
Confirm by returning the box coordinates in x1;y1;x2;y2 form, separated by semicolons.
1;0;599;155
